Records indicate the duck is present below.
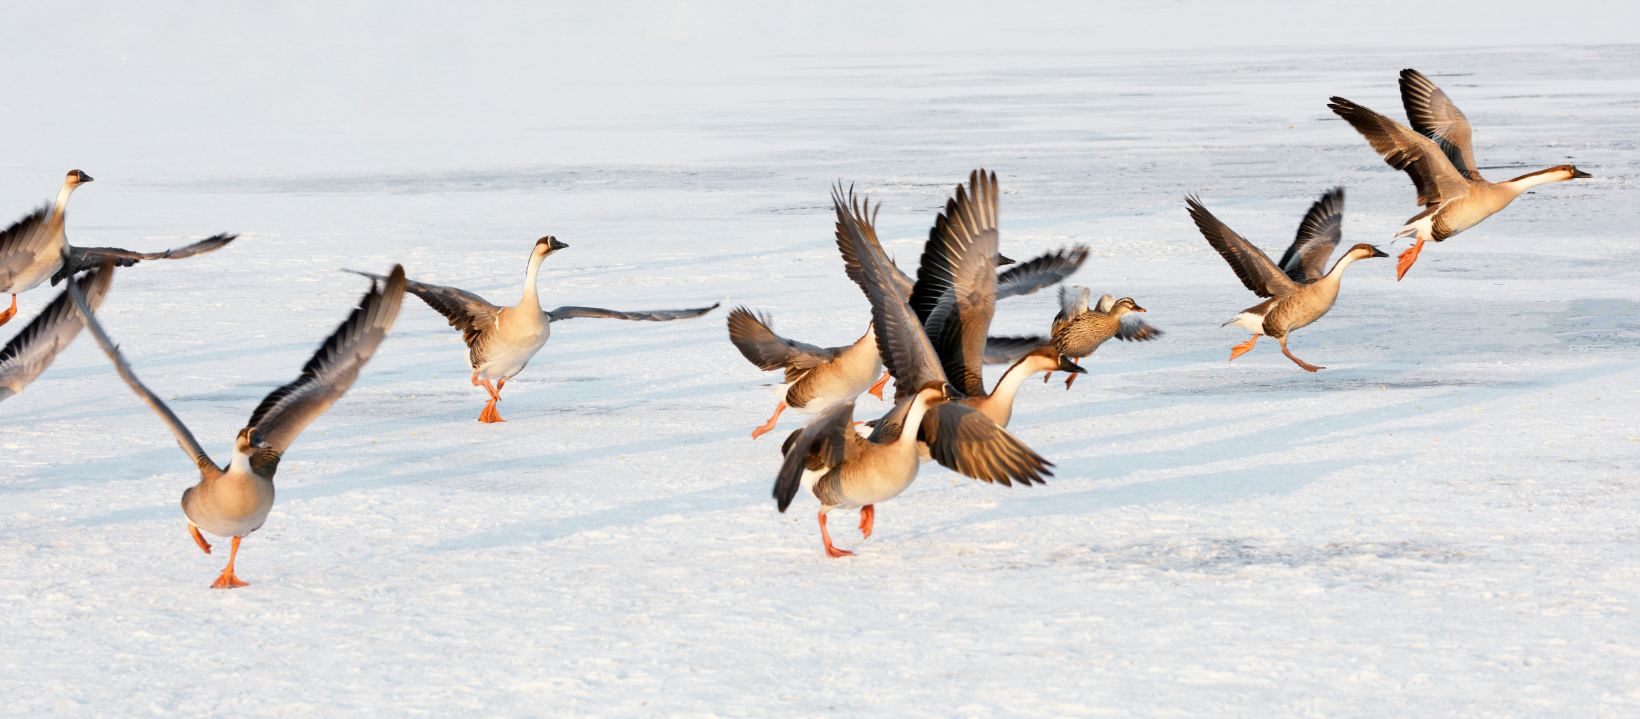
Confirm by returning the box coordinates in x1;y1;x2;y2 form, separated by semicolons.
727;307;889;439
350;236;717;423
0;254;114;403
774;186;1053;558
0;170;236;327
1041;288;1162;388
1329;69;1593;280
69;264;406;588
1186;188;1386;372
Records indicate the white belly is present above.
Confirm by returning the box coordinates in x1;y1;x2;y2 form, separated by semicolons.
473;326;550;381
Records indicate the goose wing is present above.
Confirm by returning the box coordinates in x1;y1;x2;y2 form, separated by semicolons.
547;303;718;322
994;246;1089;300
772;400;854;512
1185;196;1301;299
1276;188;1345;284
832;187;917;301
1399;69;1484;182
0;207;56;291
1328;97;1471;206
908;170;1001;399
52;234;237;286
1;261;114;401
346;269;499;348
246;266;405;460
66;259;215;473
921;401;1052;486
982;335;1050;365
726;306;837;371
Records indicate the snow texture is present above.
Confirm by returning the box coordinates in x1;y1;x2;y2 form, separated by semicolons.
2;2;1638;716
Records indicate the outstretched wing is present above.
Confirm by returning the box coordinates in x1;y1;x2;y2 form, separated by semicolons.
921;402;1052;487
548;303;719;322
726;306;837;371
346;268;500;348
1276;188;1345;284
1399;69;1484;182
0;206;57;291
66;259;216;473
982;335;1050;365
1328;97;1471;206
994;246;1089;300
53;234;237;286
831;186;917;301
1185;196;1301;299
1;260;114;400
772;400;854;512
908;170;1001;399
247;266;406;457
1114;317;1164;342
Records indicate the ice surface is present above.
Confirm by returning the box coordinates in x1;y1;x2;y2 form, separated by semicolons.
2;2;1638;716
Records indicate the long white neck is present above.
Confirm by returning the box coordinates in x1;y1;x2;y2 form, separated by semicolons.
520;251;546;312
51;181;77;222
227;444;253;476
1323;251;1366;282
1499;169;1572;197
894;392;938;452
983;358;1047;427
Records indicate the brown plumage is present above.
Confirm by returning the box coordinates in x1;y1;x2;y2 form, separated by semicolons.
726;306;887;439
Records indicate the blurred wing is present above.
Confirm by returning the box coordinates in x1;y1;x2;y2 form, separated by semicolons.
908;170;1000;399
1185;196;1300;299
923;402;1052;486
53;234;237;286
1114;317;1164;342
772;401;854;512
726;306;836;371
1;261;114;398
347;268;499;347
1328;97;1471;206
1399;69;1484;182
247;266;406;455
548;303;718;322
1276;187;1345;284
0;207;58;290
994;246;1089;300
982;335;1050;365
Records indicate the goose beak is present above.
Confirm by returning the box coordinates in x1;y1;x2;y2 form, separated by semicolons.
1368;245;1390;259
1058;355;1087;374
71;170;93;183
1571;167;1593;179
538;236;568;252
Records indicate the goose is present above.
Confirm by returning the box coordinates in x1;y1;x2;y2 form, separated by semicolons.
1329;69;1592;280
69;264;406;588
350;236;717;423
0;170;236;327
727;307;889;439
774;186;1052;558
1186;188;1386;372
0;257;113;403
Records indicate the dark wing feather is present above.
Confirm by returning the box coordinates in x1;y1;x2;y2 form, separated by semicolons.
0;206;57;291
52;234;237;286
1328;97;1470;206
1;261;114;399
726;306;837;371
247;266;406;456
1114;318;1163;342
66;259;217;473
772;401;855;512
982;335;1050;365
922;402;1052;487
994;246;1089;300
1186;196;1300;299
548;303;718;322
831;185;916;301
346;268;499;348
908;170;1000;399
1276;188;1345;284
1399;69;1484;182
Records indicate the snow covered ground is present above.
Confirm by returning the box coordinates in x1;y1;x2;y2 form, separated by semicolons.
3;3;1639;716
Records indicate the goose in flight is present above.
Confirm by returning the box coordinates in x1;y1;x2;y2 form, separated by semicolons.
727;307;888;439
1329;70;1592;280
0;170;236;327
0;257;114;403
351;236;717;423
1186;188;1385;372
69;264;406;588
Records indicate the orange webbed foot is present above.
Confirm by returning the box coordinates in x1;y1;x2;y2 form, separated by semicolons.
826;545;856;558
867;371;890;401
1229;335;1259;361
751;401;786;440
859;505;875;539
1396;238;1425;281
1280;341;1324;373
210;570;250;589
189;525;213;554
0;295;15;327
818;511;854;558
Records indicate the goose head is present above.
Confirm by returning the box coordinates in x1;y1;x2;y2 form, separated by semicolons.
1020;345;1085;377
533;236;569;258
1348;243;1389;260
1564;165;1593;179
65;169;93;187
234;427;271;455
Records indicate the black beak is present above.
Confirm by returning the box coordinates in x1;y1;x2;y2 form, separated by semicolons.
940;383;959;400
539;236;568;252
1058;355;1087;374
1571;168;1593;179
1369;245;1389;258
995;254;1016;267
75;170;93;183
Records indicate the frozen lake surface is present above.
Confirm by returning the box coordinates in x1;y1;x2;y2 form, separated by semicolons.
2;3;1638;716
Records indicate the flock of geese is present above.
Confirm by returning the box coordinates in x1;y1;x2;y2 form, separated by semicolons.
0;69;1594;582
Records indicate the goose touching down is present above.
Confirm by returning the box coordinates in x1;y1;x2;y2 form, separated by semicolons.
0;170;236;327
727;307;888;439
1186;188;1386;372
351;236;717;423
0;258;114;403
1329;69;1593;280
69;264;406;588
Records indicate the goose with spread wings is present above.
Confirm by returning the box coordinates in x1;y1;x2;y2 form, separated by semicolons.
69;264;406;588
1329;69;1592;280
1186;188;1386;372
351;236;717;423
0;257;114;403
727;307;888;439
0;169;235;327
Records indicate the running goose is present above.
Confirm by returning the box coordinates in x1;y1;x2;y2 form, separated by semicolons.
351;236;717;423
0;258;114;403
773;186;1052;558
0;170;236;326
1329;69;1592;280
69;264;406;588
727;307;888;439
1186;188;1386;372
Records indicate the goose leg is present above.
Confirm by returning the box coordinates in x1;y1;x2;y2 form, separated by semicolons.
858;505;875;538
751;401;787;440
1229;334;1259;361
866;371;890;400
188;523;213;554
1396;238;1426;281
819;511;854;558
210;536;250;589
475;377;506;423
0;294;14;326
1278;336;1324;373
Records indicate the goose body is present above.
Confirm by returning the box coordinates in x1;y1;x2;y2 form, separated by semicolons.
727;307;888;438
1187;188;1386;372
1329;69;1592;280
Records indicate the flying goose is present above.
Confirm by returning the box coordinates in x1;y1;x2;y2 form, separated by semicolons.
773;186;1052;558
69;264;406;588
727;307;889;439
0;170;236;327
1329;69;1592;280
0;258;114;403
350;236;717;423
1187;188;1386;372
